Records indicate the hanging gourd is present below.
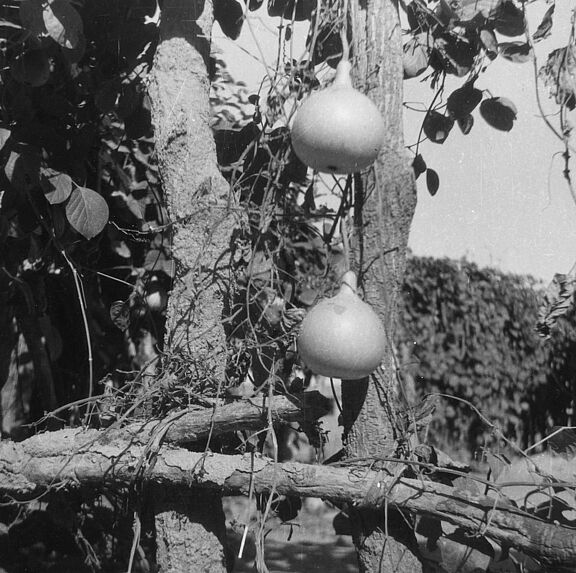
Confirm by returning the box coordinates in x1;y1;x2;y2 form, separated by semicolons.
290;59;386;174
297;271;386;379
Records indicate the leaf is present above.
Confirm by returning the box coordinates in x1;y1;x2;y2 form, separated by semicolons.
479;97;517;131
40;168;73;204
457;114;474;134
20;0;46;36
423;111;454;143
403;35;429;79
458;0;502;21
412;154;427;179
494;0;525;37
268;0;313;21
214;0;244;40
65;187;109;239
4;149;41;191
480;28;499;60
499;42;533;64
432;34;476;77
485;451;511;481
144;249;175;278
536;272;576;338
533;3;555;43
548;426;576;458
426;168;440;196
447;83;483;119
0;127;11;152
539;46;576;110
110;300;130;331
43;0;83;49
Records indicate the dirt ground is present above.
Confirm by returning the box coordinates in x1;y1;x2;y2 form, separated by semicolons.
225;497;358;572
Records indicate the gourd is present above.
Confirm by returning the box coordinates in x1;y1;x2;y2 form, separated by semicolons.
290;59;385;174
297;271;386;379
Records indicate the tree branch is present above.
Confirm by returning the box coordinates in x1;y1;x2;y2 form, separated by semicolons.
115;391;331;445
1;429;575;569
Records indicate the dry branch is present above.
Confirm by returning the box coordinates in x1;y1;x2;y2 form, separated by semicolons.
1;428;575;569
116;391;331;445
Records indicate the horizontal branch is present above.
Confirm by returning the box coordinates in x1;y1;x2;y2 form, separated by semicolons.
1;428;575;569
103;391;331;446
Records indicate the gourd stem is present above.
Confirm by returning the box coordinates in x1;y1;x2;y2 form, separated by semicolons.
340;213;351;273
340;0;350;62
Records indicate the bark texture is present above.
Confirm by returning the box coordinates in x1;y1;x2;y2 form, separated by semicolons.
342;0;420;571
147;0;239;570
1;434;575;570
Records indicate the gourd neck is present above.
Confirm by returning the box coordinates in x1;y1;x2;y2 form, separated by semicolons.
340;270;357;295
333;59;353;89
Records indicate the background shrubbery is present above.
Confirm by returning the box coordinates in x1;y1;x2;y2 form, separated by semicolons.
397;256;576;459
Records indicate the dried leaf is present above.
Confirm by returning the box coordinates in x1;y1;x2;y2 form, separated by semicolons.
533;3;555;43
110;300;130;331
485;451;511;481
499;41;533;64
539;46;576;110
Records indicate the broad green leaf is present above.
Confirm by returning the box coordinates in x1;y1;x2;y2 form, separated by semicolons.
480;97;517;131
447;83;483;119
40;168;73;204
65;186;109;239
43;0;83;49
426;168;440;196
494;0;525;37
412;154;427;180
20;0;46;36
214;0;244;40
268;0;313;21
423;111;454;143
499;42;533;64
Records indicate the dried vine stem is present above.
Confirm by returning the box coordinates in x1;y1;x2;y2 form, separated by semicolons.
1;436;576;569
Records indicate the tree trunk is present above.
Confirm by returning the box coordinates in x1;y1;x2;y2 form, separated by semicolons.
147;0;238;570
343;0;422;571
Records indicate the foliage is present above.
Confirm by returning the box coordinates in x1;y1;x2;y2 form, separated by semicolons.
398;255;576;458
